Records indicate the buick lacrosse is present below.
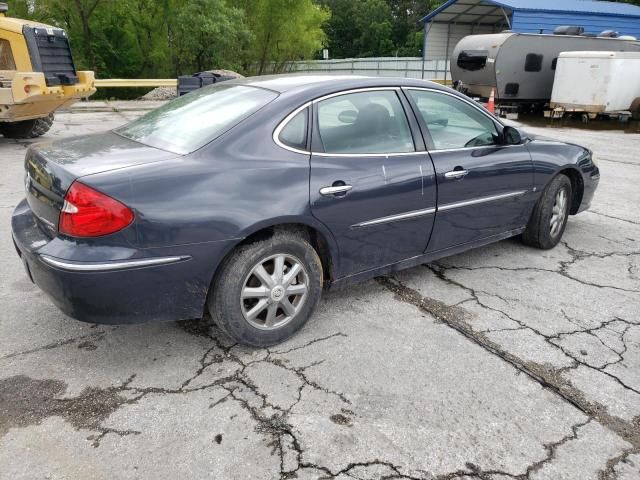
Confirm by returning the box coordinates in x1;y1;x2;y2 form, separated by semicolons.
11;75;600;346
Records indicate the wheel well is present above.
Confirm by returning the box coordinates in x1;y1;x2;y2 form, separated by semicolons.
234;223;335;284
559;168;583;215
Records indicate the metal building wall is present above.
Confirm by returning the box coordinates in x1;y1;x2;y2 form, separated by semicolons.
424;22;496;60
512;11;640;38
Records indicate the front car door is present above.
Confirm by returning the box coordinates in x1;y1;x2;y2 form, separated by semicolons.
405;88;535;253
308;88;437;278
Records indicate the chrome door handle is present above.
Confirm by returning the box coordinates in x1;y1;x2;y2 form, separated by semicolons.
319;185;353;196
444;169;469;179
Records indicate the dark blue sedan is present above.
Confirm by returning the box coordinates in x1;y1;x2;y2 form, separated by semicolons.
11;75;600;346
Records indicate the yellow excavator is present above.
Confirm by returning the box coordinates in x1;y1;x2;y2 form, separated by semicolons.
0;2;95;138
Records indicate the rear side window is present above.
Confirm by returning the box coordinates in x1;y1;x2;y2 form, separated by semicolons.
525;54;543;72
0;39;16;70
278;109;308;150
457;50;489;71
551;58;558;70
316;90;414;154
115;84;278;154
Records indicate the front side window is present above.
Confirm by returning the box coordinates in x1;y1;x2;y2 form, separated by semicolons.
116;84;278;154
279;109;308;150
316;90;415;154
408;90;499;150
0;39;16;70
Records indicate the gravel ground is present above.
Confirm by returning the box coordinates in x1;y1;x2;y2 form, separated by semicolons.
0;104;639;480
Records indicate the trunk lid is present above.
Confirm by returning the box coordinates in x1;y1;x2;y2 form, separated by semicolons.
24;131;177;236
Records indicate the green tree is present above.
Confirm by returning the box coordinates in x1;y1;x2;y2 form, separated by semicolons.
233;0;330;74
168;0;252;74
316;0;359;58
353;0;395;57
318;0;440;58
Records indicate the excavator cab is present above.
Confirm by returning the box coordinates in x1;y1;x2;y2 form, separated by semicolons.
0;2;95;138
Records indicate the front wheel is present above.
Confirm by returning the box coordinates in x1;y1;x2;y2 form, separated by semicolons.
0;113;54;139
522;174;572;250
208;233;323;347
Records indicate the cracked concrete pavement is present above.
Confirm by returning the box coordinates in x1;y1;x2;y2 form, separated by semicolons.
1;104;639;479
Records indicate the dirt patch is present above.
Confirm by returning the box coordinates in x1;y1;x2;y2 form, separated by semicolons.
330;413;352;426
0;375;129;438
77;341;98;351
176;318;212;338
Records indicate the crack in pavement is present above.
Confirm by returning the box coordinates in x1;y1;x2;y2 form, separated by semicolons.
0;328;109;361
424;261;640;396
376;275;640;478
0;320;357;477
588;211;640;226
2;260;635;477
437;243;640;295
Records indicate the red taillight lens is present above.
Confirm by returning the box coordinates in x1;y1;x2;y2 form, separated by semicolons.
59;181;134;237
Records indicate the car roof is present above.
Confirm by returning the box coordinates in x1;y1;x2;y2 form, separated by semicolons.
234;74;450;95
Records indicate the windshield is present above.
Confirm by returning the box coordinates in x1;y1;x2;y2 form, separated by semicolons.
115;84;278;154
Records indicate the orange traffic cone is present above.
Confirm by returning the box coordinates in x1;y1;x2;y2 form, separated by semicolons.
487;88;496;114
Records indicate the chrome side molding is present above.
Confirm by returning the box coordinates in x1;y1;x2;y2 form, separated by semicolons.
438;190;527;212
40;255;191;272
352;190;528;228
352;207;436;228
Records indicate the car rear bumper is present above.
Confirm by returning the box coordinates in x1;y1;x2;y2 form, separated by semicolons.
11;198;234;325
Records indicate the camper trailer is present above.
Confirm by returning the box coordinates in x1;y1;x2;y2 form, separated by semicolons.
451;31;640;107
549;51;640;121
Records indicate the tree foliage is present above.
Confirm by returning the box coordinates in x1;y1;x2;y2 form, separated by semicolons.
318;0;442;58
7;0;638;79
7;0;327;77
232;0;330;74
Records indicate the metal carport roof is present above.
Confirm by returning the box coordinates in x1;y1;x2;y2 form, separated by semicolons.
420;0;640;25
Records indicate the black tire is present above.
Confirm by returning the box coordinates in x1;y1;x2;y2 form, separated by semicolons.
208;232;323;347
0;113;54;139
522;174;572;250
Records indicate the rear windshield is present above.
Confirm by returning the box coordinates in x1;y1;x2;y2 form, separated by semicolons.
115;84;278;154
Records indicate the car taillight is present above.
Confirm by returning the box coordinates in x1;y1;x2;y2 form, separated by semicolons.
58;181;134;237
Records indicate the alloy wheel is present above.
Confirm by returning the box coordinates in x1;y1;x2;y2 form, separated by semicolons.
240;254;309;330
550;187;568;237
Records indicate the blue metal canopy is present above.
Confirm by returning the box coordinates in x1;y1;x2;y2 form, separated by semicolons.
420;0;640;24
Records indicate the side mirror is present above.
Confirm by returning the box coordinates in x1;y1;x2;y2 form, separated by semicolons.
502;126;522;145
338;110;358;124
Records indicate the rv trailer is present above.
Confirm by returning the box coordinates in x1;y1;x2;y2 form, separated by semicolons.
451;32;640;107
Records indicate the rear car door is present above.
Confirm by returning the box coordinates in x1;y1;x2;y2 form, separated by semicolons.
308;88;437;277
405;88;535;253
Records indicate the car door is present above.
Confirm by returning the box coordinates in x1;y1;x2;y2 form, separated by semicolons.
405;88;535;253
308;88;437;277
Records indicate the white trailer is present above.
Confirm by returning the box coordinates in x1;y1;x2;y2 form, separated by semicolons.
548;51;640;122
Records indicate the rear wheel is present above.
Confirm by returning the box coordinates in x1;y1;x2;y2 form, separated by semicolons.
522;174;572;250
0;113;54;139
208;233;323;347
